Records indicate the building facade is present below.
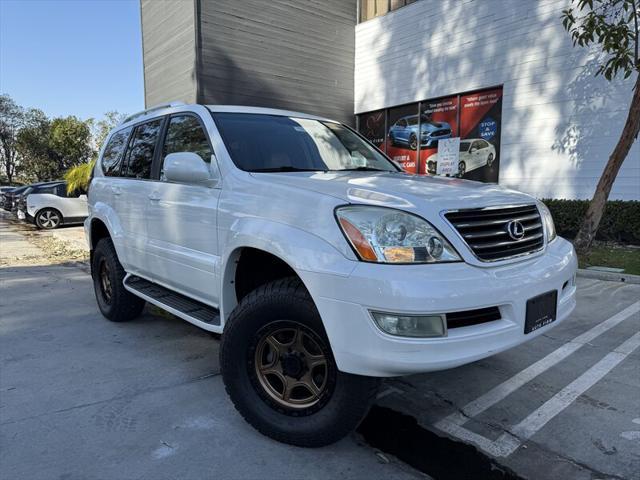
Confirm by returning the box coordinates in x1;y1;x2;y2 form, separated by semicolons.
140;0;639;200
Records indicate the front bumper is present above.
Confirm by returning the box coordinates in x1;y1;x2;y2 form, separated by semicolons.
304;237;577;377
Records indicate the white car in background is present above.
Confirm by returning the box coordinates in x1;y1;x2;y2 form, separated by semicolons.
427;138;496;177
24;182;88;229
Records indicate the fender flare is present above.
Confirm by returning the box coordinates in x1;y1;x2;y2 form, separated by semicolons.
219;217;356;324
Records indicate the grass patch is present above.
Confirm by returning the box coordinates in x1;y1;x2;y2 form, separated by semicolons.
579;244;640;275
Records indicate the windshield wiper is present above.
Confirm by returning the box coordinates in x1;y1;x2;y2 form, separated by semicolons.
251;166;326;173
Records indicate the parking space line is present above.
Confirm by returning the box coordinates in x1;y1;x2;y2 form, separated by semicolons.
495;331;640;456
435;301;640;456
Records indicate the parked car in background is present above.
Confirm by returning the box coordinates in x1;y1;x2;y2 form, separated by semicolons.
1;186;17;209
427;138;497;177
14;181;62;216
85;103;576;448
2;185;28;211
388;114;452;150
18;181;88;229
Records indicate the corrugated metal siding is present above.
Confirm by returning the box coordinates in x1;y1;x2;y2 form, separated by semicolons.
141;0;197;106
354;0;639;200
197;0;356;124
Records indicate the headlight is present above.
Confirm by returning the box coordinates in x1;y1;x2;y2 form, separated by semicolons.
335;206;461;263
538;202;557;243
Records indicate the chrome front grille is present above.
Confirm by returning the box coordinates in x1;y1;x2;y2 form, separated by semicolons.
445;204;544;261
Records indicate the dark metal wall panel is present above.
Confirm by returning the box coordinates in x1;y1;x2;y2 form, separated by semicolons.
197;0;356;124
141;0;197;106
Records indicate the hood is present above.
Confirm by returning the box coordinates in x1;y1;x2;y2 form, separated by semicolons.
251;171;536;213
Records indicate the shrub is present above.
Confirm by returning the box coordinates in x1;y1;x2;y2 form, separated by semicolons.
64;160;95;195
542;199;640;245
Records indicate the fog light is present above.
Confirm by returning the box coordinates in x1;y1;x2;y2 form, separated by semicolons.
370;311;446;337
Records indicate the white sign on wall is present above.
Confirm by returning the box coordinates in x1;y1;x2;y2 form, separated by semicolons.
436;137;460;176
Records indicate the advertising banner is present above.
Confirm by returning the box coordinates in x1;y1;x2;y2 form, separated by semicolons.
458;87;502;183
358;109;386;152
358;86;503;183
419;96;458;175
385;103;420;173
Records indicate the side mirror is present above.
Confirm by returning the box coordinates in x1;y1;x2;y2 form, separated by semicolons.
163;152;213;185
470;147;477;153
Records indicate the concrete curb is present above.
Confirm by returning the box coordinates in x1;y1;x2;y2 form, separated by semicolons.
577;268;640;284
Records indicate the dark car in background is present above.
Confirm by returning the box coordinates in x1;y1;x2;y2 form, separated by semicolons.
2;186;29;211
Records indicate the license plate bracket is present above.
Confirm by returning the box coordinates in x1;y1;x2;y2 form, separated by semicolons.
525;290;557;334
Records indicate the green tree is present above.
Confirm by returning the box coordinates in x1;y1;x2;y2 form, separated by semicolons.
50;116;94;170
0;94;26;184
17;113;94;182
561;0;640;253
16;109;56;182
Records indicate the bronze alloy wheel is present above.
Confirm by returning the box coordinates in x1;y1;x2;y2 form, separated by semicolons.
98;259;113;304
252;322;334;413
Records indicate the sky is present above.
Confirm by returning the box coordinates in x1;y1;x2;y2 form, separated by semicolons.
0;0;144;121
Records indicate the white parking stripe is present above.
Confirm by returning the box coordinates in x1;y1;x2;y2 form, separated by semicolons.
495;331;640;456
436;301;640;456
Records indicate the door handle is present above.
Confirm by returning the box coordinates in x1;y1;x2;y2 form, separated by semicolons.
111;185;122;196
148;192;161;202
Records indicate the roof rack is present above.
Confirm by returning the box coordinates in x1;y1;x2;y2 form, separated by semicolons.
121;101;186;125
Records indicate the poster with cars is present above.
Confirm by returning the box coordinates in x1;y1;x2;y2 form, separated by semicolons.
419;96;458;175
385;103;420;173
358;86;503;183
358;109;386;152
457;87;502;183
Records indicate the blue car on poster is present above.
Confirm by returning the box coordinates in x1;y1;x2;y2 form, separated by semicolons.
388;114;452;150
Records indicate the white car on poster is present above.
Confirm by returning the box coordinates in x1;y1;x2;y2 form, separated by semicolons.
427;138;496;177
25;183;89;229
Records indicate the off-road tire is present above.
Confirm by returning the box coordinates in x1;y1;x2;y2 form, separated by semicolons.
92;238;145;322
220;277;380;447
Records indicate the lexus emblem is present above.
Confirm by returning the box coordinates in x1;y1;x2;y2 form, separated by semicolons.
506;220;525;240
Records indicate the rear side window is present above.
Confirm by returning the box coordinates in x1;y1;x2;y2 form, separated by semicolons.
123;119;163;179
162;115;212;163
101;127;132;177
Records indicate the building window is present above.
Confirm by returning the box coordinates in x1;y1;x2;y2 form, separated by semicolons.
359;0;417;22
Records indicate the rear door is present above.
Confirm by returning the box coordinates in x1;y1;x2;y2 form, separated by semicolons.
114;117;165;275
145;113;221;305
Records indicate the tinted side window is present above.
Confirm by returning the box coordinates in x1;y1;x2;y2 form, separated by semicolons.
124;119;163;179
163;115;212;163
101;127;132;177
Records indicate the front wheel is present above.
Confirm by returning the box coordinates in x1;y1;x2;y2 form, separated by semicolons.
458;160;466;177
409;133;418;150
220;277;379;447
36;208;62;229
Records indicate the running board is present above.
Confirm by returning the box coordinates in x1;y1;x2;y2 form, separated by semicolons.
123;274;221;332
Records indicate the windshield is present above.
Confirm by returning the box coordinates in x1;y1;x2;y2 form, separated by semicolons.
212;113;399;173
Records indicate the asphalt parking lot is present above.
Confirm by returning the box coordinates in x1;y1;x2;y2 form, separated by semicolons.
1;216;639;480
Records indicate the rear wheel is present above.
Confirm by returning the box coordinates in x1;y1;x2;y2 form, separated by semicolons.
487;153;495;166
220;277;379;447
92;238;145;322
35;208;62;229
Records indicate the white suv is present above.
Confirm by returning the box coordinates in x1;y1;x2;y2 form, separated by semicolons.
86;103;577;447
